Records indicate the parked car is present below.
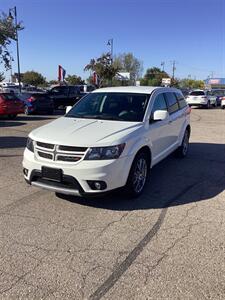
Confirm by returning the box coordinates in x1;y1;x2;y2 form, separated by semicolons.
0;92;24;119
186;90;212;108
221;97;225;109
17;93;54;115
48;85;82;109
206;89;225;106
23;86;191;198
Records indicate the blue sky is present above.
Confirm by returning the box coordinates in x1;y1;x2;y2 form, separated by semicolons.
1;0;225;81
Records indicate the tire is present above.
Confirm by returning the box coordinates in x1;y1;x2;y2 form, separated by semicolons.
221;106;225;110
213;101;217;108
175;129;190;158
206;101;210;109
24;105;30;115
125;151;150;198
8;114;17;119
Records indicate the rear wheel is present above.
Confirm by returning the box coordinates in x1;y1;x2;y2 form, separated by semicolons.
125;151;149;198
8;114;17;119
206;101;210;109
175;129;190;158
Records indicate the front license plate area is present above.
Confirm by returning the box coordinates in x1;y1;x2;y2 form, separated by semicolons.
42;166;62;182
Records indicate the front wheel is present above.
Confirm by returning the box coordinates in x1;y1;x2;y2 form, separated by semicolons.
175;129;190;158
125;151;149;198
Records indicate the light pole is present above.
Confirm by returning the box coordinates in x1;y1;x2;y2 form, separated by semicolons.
7;6;21;93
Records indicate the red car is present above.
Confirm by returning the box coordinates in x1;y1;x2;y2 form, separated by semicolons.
0;93;24;119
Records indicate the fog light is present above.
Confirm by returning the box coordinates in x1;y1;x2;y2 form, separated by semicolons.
87;180;107;190
94;182;101;190
23;168;28;176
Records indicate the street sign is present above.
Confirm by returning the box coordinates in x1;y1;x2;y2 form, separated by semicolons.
162;78;171;85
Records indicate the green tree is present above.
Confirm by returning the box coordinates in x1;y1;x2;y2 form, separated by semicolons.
141;67;170;86
0;72;5;82
23;71;46;87
0;12;23;69
65;74;85;85
178;78;205;89
113;53;143;84
48;80;58;85
84;53;120;87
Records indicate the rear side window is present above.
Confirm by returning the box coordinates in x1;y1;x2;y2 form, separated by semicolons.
175;92;187;109
164;92;179;114
189;91;205;96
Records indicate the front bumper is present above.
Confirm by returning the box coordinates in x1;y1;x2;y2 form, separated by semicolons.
23;148;133;195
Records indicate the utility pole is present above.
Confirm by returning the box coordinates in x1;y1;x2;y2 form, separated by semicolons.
107;38;113;64
161;61;165;72
172;60;176;80
8;7;21;92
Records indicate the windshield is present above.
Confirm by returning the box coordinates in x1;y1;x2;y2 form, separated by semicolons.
65;92;150;122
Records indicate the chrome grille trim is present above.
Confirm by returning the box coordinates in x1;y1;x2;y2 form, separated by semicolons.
36;141;54;149
34;141;88;163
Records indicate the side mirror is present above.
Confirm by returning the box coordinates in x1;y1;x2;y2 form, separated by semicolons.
66;106;72;114
152;110;169;122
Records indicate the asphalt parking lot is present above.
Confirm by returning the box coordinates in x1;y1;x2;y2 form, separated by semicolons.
0;108;225;299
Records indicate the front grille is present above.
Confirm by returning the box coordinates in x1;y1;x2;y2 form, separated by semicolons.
38;151;53;160
57;155;81;162
36;142;54;149
58;145;87;152
35;141;87;163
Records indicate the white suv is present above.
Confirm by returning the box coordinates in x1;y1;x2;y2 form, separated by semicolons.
23;86;191;197
186;90;211;108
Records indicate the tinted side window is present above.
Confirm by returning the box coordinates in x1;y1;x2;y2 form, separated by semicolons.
164;92;179;113
175;92;187;109
151;93;168;115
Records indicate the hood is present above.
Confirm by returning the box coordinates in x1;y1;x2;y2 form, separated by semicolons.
30;116;142;146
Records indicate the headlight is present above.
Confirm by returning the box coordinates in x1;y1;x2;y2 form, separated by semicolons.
84;144;125;160
26;137;34;152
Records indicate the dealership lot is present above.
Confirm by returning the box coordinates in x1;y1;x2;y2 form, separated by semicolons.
0;109;224;299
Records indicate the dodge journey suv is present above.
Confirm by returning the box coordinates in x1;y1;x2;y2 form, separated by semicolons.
23;86;191;197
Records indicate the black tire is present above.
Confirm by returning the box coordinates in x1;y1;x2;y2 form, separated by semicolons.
24;105;30;115
8;114;17;119
125;151;150;198
205;101;210;109
175;129;190;158
221;106;225;110
47;110;54;115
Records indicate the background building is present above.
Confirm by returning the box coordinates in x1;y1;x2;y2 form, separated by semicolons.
204;78;225;89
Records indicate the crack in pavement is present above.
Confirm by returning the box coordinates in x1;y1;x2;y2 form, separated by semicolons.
89;181;202;300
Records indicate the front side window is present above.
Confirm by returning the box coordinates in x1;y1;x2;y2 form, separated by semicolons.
151;93;168;115
66;92;150;122
164;92;179;113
